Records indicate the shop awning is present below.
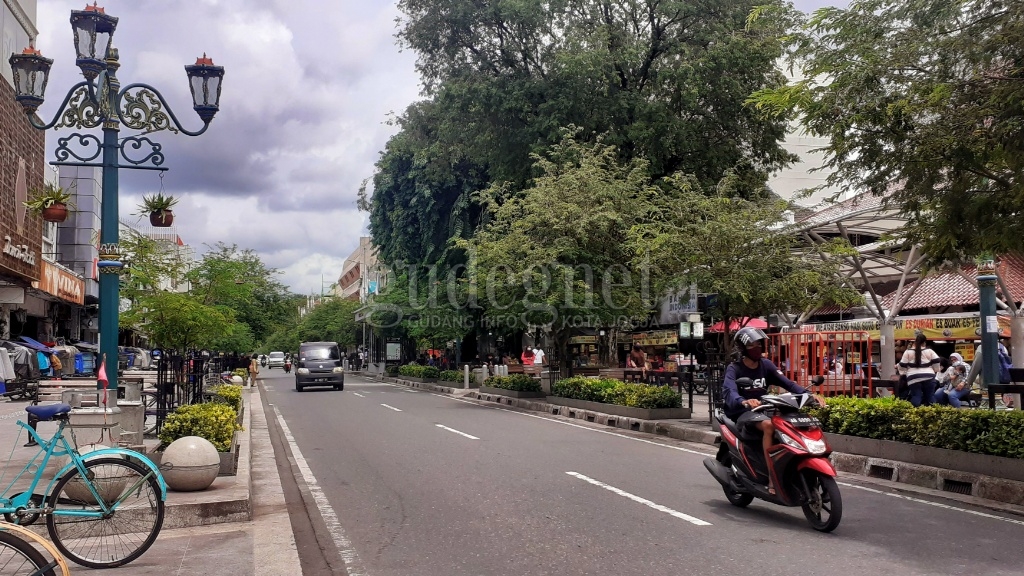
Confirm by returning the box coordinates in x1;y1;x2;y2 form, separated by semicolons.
18;336;54;353
708;318;769;333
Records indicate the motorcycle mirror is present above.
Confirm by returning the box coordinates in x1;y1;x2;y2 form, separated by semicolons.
813;375;825;385
736;377;753;386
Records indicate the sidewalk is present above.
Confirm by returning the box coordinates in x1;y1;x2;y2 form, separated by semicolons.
0;384;301;575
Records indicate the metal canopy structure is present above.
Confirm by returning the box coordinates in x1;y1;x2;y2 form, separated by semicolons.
790;192;924;326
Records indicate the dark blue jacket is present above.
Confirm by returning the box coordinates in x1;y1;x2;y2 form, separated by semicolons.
722;359;807;419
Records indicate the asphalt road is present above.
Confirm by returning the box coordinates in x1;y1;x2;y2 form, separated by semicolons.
261;370;1024;576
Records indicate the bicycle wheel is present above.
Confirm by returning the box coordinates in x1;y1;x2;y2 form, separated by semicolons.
0;531;56;576
45;457;164;569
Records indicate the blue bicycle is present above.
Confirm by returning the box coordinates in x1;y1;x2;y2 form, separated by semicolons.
0;403;166;569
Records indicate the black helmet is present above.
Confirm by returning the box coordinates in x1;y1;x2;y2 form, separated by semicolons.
734;327;768;347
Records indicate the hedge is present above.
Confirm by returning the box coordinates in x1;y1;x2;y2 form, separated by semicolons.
397;364;439;378
483;374;542;392
552;377;682;409
807;397;1024;459
211;384;242;412
440;370;462;382
386;365;400;376
159;403;241;452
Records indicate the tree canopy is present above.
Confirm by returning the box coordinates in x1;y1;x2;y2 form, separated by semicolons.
368;0;797;270
750;0;1024;263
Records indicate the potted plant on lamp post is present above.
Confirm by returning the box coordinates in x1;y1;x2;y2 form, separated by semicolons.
137;193;178;227
23;182;75;223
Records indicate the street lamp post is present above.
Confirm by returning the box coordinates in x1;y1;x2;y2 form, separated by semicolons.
9;4;224;393
977;257;1000;389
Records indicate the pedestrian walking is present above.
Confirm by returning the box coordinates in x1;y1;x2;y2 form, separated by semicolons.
248;354;259;387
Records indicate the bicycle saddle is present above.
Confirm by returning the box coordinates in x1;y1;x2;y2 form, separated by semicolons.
26;404;71;420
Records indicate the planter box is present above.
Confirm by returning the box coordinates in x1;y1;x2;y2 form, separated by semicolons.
400;376;438;383
479;386;546;399
546;396;690;420
826;433;1024;483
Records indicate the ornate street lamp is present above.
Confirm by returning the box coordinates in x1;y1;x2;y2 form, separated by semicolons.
7;45;53;114
185;54;224;123
8;5;224;393
70;3;118;81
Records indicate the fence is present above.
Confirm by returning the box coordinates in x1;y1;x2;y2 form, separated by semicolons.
152;351;213;434
766;330;875;398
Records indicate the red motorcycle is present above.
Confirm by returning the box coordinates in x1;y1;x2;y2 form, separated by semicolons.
284;360;292;373
704;381;842;532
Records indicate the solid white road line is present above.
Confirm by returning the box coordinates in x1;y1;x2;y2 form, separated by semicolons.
837;481;1024;526
352;392;365;398
380;403;403;412
271;407;366;576
435;424;479;440
566;471;711;526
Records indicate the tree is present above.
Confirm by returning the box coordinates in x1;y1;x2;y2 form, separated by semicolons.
122;292;233;352
295;298;362;350
463;135;657;374
119;230;188;302
368;0;797;270
631;173;862;342
187;243;294;344
749;0;1024;264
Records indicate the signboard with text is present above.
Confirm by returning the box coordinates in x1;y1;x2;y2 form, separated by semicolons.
36;260;85;305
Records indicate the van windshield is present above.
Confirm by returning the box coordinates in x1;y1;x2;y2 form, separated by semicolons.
301;347;339;361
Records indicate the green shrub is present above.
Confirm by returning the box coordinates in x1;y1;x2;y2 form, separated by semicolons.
212;384;242;412
807;397;1024;459
484;374;542;392
439;370;462;382
398;364;425;377
159;403;241;452
386;365;400;376
422;366;440;378
232;368;248;379
552;377;682;409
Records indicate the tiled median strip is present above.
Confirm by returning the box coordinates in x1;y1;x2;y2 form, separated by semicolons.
566;472;711;526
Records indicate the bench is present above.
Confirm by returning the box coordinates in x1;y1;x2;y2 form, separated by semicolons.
599;368;626;380
507;364;525;374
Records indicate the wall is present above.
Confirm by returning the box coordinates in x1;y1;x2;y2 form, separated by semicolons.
0;35;44;284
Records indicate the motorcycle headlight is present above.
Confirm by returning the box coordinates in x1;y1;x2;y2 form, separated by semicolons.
333;367;344;373
804;438;828;455
778;432;806;452
297;368;310;375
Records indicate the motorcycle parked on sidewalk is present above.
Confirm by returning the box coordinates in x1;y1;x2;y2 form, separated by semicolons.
703;379;842;532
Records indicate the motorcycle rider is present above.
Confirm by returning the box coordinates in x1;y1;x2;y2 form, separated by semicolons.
722;327;825;494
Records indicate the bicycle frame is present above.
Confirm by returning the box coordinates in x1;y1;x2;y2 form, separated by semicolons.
0;418;166;520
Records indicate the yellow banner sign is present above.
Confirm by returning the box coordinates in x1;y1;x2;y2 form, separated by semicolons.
632;330;678;347
805;314;1011;340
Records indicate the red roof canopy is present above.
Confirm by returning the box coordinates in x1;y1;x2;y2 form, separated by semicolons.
708;317;769;333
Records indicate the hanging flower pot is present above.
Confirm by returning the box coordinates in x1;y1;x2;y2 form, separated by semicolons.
137;192;179;228
24;182;75;223
149;210;174;227
42;202;69;223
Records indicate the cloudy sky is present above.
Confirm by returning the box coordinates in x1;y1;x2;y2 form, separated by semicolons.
30;0;842;295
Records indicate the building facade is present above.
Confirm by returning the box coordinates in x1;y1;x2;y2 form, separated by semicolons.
338;236;382;302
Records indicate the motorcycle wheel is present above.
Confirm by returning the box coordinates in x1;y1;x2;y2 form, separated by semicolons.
801;472;843;532
724;488;753;508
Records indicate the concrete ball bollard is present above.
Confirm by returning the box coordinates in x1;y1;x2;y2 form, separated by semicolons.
231;375;245;384
59;444;131;504
161;436;221;492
